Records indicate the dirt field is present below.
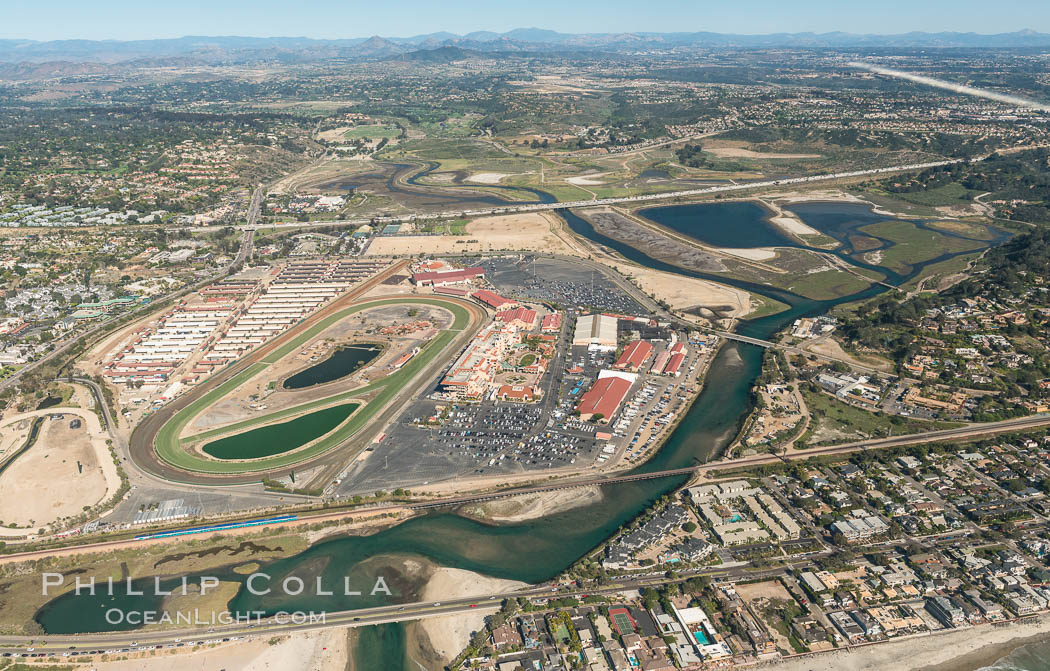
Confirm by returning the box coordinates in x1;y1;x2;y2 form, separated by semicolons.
733;579;793;602
719;247;779;261
801;336;894;373
567;172;610;185
365;212;579;256
466;172;510;184
0;409;119;529
607;261;753;318
706;142;821;159
0;418;31;462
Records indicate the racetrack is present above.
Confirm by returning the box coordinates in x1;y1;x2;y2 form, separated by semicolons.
128;264;487;485
161;298;474;473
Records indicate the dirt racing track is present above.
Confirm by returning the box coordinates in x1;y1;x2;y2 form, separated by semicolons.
128;267;487;486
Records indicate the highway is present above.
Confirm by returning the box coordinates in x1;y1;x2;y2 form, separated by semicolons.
243;159;964;232
0;561;800;653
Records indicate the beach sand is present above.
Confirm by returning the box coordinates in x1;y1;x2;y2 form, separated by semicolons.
466;172;509;184
768;616;1050;671
87;628;350;671
417;567;527;665
464;486;603;523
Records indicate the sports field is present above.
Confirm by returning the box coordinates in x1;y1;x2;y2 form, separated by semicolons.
152;297;473;474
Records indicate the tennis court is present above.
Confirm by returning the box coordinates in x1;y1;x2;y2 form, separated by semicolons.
609;608;635;636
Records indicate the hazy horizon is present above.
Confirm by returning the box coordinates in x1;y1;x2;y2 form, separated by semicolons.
5;0;1049;42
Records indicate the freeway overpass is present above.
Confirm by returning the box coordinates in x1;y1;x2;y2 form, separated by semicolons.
240;159;964;233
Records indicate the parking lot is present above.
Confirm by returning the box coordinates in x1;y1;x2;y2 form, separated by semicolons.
332;302;708;496
477;256;645;313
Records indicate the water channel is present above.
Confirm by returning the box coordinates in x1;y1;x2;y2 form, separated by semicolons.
36;199;1010;669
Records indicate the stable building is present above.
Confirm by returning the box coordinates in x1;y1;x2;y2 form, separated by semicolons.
411;267;485;287
471;289;517;310
614;340;653;372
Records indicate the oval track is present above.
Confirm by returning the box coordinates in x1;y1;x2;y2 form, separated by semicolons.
128;263;487;485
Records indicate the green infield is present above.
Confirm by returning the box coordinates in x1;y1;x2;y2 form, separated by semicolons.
202;402;361;459
152;297;473;474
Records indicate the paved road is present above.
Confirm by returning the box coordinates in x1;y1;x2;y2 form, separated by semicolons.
0;563;794;651
238;160;964;232
7;411;1048;562
0;227;256;396
126;265;490;487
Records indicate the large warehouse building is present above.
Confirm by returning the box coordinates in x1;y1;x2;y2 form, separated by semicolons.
577;376;632;423
573;314;617;351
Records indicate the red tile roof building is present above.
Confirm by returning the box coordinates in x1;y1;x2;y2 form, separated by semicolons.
650;350;671;375
577;376;632;423
390;347;419;370
614;340;654;372
541;312;563;332
497;385;536;402
496;307;537;329
663;352;686;376
411;267;485;287
471;289;517;309
439;324;516;399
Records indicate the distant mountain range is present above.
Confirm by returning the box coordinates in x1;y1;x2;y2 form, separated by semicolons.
1;28;1049;65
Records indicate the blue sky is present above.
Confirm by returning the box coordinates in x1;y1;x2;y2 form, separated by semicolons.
5;0;1048;41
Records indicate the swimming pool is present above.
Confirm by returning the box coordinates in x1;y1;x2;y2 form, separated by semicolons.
693;630;712;645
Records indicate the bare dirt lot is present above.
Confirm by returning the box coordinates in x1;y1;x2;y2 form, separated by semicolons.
733;579;793;602
607;261;752;319
365;212;579;256
801;336;894;373
705;141;822;160
0;410;118;529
